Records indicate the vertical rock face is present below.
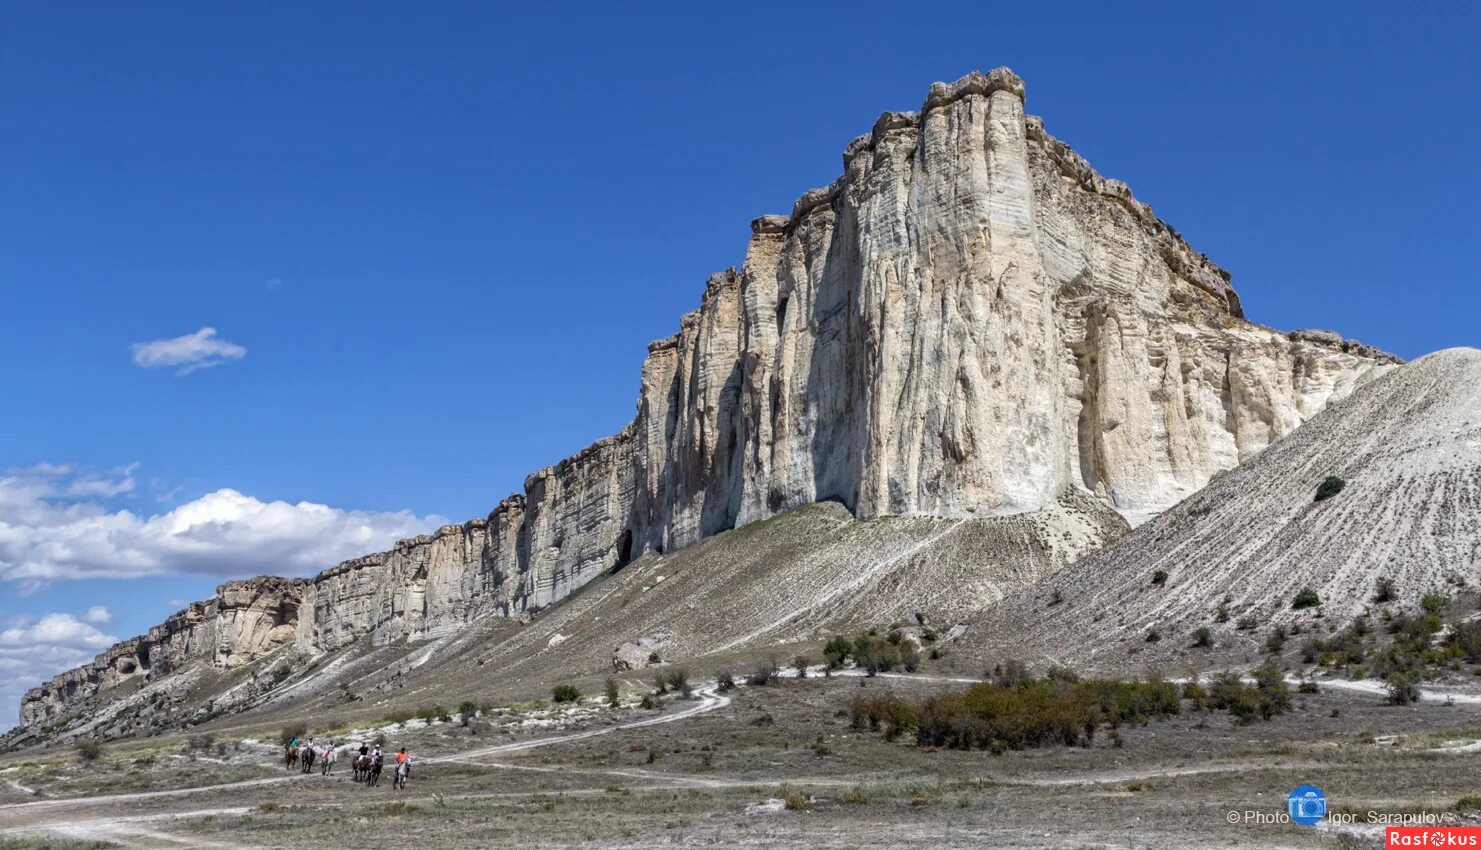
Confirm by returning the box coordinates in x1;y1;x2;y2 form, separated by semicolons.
19;577;305;726
16;68;1399;730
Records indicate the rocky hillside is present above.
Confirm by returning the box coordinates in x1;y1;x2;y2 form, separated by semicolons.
12;67;1396;736
10;490;1131;744
966;348;1480;670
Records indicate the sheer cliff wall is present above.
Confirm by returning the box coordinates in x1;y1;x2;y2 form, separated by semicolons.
17;68;1396;729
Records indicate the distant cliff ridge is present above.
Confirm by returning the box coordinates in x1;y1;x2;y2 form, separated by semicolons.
19;577;304;728
16;68;1396;731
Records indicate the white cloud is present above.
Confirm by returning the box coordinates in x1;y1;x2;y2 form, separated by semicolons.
130;327;246;375
83;606;112;625
0;613;118;729
0;464;444;583
0;613;117;650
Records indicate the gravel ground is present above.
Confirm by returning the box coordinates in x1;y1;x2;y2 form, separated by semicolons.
3;674;1479;848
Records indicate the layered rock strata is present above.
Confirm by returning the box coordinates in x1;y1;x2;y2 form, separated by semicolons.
18;577;304;727
17;67;1397;730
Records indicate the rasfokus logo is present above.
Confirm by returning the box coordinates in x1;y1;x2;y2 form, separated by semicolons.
1287;785;1326;825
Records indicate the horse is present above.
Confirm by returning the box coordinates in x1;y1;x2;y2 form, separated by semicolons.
392;759;410;791
284;744;299;771
366;758;382;788
352;754;371;783
320;746;336;776
299;745;316;773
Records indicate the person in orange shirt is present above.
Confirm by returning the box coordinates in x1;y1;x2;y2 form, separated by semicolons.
393;747;412;790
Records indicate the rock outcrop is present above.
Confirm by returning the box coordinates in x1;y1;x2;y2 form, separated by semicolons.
18;577;304;728
14;67;1397;732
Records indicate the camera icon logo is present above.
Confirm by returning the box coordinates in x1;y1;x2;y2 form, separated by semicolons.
1286;785;1326;825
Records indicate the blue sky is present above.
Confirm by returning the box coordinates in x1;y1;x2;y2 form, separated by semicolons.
1;3;1477;722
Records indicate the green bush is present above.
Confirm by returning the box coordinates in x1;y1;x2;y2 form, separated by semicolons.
1422;594;1451;615
1151;570;1169;587
716;671;736;692
991;660;1030;688
793;655;811;678
823;636;853;670
1046;666;1080;684
1206;666;1291;724
881;674;1184;752
1374;577;1397;603
1291;588;1321;610
1307;619;1368;668
1315;476;1346;501
1192;627;1213;649
75;740;103;762
747;660;778;686
1448;620;1481;663
899;643;921;673
1455;795;1481;812
551;684;581;703
278;722;307;746
1386;674;1421;706
852;637;900;676
605;678;621;707
779;785;812;811
656;668;691;697
848;694;919;741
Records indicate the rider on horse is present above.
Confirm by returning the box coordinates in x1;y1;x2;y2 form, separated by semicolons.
393;747;412;789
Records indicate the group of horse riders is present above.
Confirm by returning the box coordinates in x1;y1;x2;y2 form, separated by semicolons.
285;736;412;789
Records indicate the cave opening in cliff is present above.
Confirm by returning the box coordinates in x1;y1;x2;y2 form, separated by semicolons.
611;528;634;573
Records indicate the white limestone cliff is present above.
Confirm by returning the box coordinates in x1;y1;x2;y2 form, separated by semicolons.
17;577;304;727
15;68;1397;731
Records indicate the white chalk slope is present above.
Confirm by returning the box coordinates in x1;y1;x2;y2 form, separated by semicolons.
971;348;1481;667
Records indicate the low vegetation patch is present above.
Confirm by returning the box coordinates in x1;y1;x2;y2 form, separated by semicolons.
653;668;691;697
0;838;119;850
822;632;921;675
778;784;811;811
1291;588;1321;610
1315;475;1346;501
1303;605;1479;689
551;684;581;703
747;659;779;686
849;666;1291;752
1374;576;1398;603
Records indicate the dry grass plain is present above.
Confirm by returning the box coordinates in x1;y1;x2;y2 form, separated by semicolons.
4;670;1481;849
